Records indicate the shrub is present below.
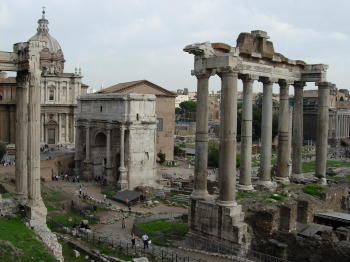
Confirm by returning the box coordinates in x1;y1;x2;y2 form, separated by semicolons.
302;185;324;196
157;152;166;164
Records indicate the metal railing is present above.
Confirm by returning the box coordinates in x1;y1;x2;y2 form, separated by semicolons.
48;218;206;262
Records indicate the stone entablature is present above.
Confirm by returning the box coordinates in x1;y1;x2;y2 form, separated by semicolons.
75;93;158;189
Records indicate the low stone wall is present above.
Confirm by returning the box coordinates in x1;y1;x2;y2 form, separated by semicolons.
0;197;19;216
0;153;74;181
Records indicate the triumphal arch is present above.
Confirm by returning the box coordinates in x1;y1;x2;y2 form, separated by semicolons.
184;30;332;248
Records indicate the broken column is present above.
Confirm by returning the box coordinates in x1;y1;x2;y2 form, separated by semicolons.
192;72;212;200
292;81;305;180
25;41;47;226
238;74;257;191
316;82;331;185
276;80;291;184
259;77;277;188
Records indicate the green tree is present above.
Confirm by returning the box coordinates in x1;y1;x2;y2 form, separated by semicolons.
157;151;166;164
0;141;7;161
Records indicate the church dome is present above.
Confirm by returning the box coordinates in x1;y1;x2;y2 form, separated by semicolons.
29;10;63;55
28;9;65;74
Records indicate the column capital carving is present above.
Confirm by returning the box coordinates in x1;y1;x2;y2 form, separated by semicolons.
239;74;259;82
316;81;334;89
216;66;238;78
259;77;279;84
293;81;306;89
16;71;30;89
193;69;215;79
278;79;294;87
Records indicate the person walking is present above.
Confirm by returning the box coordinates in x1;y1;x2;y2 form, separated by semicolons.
142;234;149;249
131;232;136;248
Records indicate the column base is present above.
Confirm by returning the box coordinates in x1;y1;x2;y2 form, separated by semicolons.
257;180;277;190
275;177;290;185
237;184;254;192
216;200;237;207
317;177;327;185
14;193;27;203
25;199;47;228
118;167;128;190
190;189;213;200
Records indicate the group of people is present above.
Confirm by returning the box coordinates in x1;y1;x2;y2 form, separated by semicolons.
52;172;80;183
130;232;150;249
0;159;15;166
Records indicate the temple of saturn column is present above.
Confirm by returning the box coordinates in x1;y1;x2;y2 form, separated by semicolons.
184;30;332;246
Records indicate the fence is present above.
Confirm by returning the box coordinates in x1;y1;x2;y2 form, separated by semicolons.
48;218;206;262
186;236;290;262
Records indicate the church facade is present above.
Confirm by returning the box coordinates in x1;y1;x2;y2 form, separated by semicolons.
0;11;88;145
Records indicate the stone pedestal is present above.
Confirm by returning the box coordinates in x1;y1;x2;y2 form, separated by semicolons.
25;200;47;228
189;199;250;252
117;167;128;190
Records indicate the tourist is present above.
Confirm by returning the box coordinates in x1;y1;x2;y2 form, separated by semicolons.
79;187;82;196
131;233;136;248
103;194;107;202
142;234;149;249
122;217;126;229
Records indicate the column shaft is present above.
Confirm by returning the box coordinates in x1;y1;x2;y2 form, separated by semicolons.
15;72;28;197
239;75;256;191
65;114;69;143
259;79;274;186
27;71;42;203
316;82;331;184
218;70;238;204
106;128;111;167
276;81;290;184
118;125;128;189
85;125;90;162
192;73;211;200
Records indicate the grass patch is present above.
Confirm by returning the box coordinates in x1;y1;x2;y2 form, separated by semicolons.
0;215;57;262
48;211;98;231
269;193;285;201
237;191;259;200
1;192;13;199
103;190;118;199
46;205;58;211
138;219;188;235
302;185;324;196
61;241;87;262
137;219;189;246
302;160;350;173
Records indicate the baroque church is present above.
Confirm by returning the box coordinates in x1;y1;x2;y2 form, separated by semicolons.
0;10;88;145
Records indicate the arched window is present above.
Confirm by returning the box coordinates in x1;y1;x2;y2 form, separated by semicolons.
95;132;106;146
340;97;344;101
0;94;3;101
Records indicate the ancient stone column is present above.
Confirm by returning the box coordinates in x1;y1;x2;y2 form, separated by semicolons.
118;125;128;190
65;114;69;143
192;72;212;200
218;69;238;205
238;74;257;191
15;71;28;199
259;78;277;188
85;123;90;162
316;82;331;185
105;125;112;179
276;80;291;184
74;124;81;175
292;82;305;180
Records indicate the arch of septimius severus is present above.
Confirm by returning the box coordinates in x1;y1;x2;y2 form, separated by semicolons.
184;30;332;247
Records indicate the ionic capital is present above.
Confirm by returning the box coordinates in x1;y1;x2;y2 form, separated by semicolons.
293;81;306;89
259;77;279;85
317;81;334;89
239;74;259;83
193;69;215;79
278;79;294;88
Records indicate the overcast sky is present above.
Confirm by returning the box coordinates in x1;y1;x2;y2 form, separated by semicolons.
0;0;349;93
